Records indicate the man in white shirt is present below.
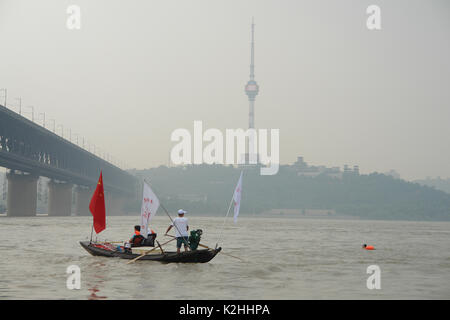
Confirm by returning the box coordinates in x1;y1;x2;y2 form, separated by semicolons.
165;209;190;253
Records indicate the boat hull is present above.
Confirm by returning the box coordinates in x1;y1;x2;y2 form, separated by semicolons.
79;241;221;263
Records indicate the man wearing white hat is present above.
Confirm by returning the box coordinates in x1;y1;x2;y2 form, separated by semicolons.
165;209;189;253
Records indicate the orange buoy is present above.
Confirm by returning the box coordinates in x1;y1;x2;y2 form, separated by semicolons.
362;244;375;250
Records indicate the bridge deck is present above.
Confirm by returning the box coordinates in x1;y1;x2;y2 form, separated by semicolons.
0;104;137;195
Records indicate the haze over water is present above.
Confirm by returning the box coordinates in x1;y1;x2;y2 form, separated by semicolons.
1;215;449;299
1;1;450;180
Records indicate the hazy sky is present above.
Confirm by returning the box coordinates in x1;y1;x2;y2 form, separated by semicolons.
0;0;449;180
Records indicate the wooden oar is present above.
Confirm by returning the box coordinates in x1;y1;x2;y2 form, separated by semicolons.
164;234;244;262
156;240;165;254
126;238;175;264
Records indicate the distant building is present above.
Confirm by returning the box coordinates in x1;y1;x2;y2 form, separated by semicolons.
293;156;344;179
343;164;360;176
293;156;308;169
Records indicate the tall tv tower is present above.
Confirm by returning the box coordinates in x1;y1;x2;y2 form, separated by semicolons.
245;17;259;129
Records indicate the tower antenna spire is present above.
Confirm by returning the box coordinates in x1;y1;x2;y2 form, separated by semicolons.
245;17;259;130
250;17;255;80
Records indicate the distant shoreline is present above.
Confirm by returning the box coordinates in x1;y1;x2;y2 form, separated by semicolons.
1;212;450;222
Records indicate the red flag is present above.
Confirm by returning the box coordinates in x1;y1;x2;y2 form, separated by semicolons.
89;171;106;234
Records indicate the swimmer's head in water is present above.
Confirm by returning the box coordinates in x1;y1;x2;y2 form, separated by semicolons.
362;244;367;248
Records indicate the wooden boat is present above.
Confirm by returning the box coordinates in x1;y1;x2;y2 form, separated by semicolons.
79;241;221;263
81;176;224;264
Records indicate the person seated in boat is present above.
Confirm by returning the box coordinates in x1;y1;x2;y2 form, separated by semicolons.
123;241;132;253
165;209;190;254
147;227;156;238
130;225;145;247
141;228;157;246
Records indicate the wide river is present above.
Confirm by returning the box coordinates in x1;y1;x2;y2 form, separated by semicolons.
0;215;449;299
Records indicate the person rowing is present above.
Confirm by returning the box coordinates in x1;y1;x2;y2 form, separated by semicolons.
165;209;189;254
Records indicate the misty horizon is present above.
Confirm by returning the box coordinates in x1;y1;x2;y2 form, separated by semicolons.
1;0;449;180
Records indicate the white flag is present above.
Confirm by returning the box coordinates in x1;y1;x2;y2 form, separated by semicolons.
233;171;243;223
140;182;160;238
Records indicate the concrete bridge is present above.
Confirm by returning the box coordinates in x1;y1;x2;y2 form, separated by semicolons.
0;103;139;217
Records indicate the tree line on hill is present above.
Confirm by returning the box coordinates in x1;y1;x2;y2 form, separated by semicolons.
414;177;450;195
126;164;450;221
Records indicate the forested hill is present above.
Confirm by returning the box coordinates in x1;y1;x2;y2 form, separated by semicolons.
128;165;450;221
415;178;450;195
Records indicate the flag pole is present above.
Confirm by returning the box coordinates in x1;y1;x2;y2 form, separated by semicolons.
139;179;148;239
215;194;235;249
90;224;94;244
216;170;243;248
143;178;191;250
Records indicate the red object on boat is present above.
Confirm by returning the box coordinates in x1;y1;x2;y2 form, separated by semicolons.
92;243;114;251
89;171;106;234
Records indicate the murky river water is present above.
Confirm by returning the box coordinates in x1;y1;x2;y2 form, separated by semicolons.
0;215;449;299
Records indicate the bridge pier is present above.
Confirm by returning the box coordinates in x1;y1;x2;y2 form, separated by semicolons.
74;186;92;216
48;180;73;216
6;171;38;217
